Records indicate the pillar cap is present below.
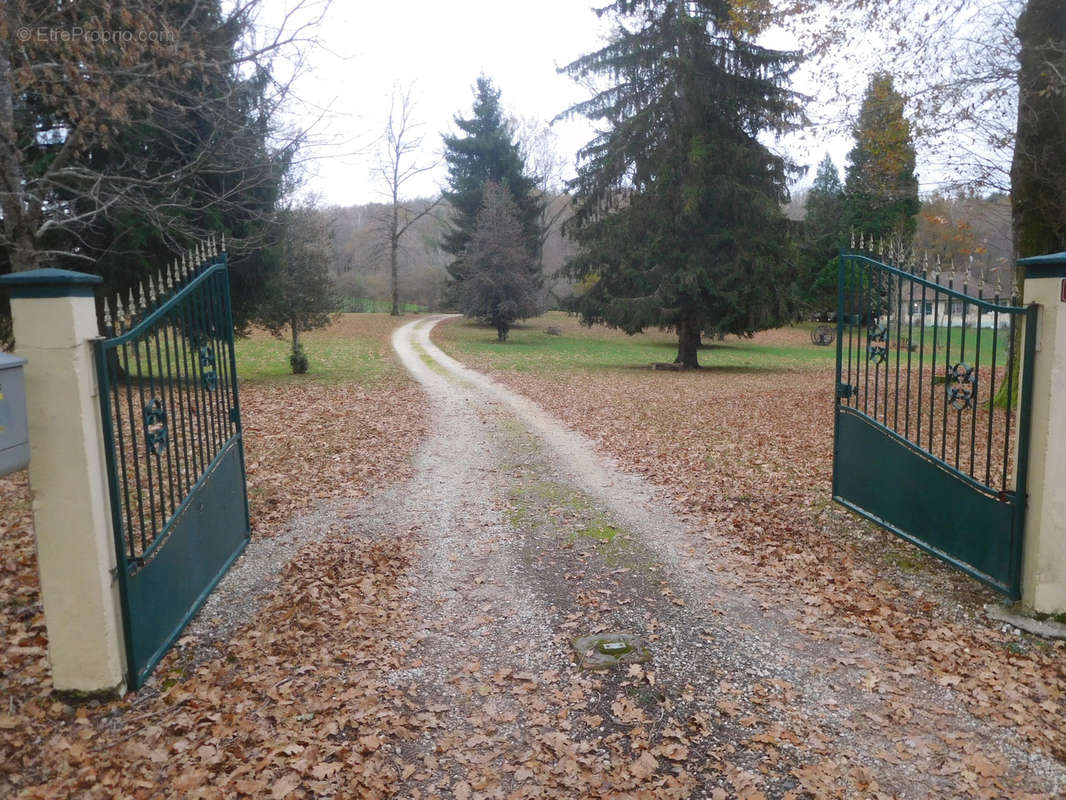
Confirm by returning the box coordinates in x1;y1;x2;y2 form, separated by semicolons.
1019;252;1066;279
0;269;102;299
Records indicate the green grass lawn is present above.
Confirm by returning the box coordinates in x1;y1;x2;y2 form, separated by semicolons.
435;312;838;374
234;313;412;384
109;314;413;387
896;325;1012;360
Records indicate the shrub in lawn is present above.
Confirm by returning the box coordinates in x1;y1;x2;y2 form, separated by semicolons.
290;343;309;374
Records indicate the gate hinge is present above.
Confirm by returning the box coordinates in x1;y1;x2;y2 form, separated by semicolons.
837;383;857;399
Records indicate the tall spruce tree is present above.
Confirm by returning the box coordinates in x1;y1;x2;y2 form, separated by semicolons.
843;73;920;242
441;78;542;284
558;0;802;368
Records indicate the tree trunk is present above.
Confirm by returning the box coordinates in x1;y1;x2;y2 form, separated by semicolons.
389;205;401;316
995;0;1066;407
1011;0;1066;261
7;229;38;272
0;36;38;273
674;315;700;368
496;323;508;342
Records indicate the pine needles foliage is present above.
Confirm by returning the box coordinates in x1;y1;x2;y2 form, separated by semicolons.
557;0;804;367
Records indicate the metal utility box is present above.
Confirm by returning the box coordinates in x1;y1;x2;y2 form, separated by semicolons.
0;353;29;476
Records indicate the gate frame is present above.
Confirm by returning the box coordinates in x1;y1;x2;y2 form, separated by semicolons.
93;246;249;688
832;250;1038;599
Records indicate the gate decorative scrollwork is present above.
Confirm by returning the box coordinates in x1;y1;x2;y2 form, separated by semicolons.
142;398;168;455
946;362;977;411
866;321;888;364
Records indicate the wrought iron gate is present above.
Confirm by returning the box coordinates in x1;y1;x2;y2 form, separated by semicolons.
833;248;1036;598
94;239;249;687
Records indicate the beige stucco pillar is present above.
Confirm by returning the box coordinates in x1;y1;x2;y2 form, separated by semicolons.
0;269;126;695
1018;252;1066;614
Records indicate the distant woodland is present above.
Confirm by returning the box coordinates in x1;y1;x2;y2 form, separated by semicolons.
320;188;1012;315
317;194;576;312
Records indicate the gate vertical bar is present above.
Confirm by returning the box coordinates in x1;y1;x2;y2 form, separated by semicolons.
1011;304;1039;599
95;337;138;684
833;251;849;494
221;252;251;535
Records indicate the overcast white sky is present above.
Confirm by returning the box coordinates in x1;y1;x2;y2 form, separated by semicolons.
265;0;856;207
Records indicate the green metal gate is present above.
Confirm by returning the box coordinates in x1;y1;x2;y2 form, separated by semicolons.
94;239;249;687
833;247;1036;598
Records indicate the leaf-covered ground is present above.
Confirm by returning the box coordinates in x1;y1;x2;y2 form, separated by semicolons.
2;311;1064;798
0;314;428;797
432;315;1066;791
238;313;428;531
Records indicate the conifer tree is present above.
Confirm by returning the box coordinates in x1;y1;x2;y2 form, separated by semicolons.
0;0;299;331
254;203;337;374
843;73;920;242
455;183;541;342
558;0;802;368
441;78;542;283
801;155;847;311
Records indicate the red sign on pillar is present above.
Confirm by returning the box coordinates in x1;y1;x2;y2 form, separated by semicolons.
1061;279;1066;302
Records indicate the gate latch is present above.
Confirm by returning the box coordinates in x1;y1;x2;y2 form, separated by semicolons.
837;383;857;399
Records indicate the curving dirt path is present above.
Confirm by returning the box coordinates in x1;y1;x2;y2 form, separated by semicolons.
375;314;1063;799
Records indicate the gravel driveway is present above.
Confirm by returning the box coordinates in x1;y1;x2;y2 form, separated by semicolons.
373;315;1064;799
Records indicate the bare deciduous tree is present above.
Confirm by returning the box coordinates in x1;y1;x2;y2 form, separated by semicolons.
511;115;572;262
374;85;441;315
0;0;328;274
775;0;1062;216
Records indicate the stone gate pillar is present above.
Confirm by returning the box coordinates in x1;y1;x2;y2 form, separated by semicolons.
1018;251;1066;614
0;269;126;695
